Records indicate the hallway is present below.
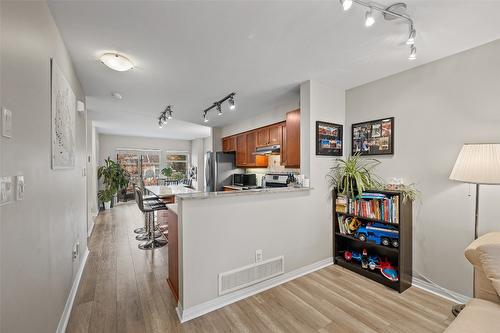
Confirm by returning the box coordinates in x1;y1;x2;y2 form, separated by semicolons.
67;203;454;333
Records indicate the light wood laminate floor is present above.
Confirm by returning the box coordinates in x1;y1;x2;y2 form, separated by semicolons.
67;202;456;333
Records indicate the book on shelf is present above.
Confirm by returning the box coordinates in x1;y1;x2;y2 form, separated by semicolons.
337;192;400;224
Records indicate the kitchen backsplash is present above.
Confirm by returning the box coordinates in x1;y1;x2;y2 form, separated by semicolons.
246;155;300;186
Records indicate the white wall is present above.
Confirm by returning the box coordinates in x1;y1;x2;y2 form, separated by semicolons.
98;133;191;166
86;121;99;235
0;2;87;332
346;39;500;297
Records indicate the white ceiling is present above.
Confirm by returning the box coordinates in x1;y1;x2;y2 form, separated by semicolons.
48;0;500;139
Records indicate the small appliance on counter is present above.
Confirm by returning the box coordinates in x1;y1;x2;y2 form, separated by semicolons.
263;173;296;188
232;173;257;187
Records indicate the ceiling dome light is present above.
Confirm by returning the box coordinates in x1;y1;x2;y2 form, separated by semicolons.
340;0;353;11
228;96;236;110
365;8;375;27
406;28;416;45
409;46;417;60
100;53;134;72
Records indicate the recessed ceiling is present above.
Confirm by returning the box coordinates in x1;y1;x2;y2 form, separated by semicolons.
48;0;500;138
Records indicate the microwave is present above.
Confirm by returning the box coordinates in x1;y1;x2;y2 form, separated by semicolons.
233;173;256;187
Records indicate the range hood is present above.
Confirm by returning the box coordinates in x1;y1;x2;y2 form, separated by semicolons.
253;144;280;155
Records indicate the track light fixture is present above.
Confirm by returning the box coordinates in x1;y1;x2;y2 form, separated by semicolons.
409;45;417;60
228;96;236;110
365;8;375;27
406;26;416;45
201;92;236;123
158;105;173;128
340;0;353;11
339;1;417;60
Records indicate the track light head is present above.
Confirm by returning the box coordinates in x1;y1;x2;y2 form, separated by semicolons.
409;45;417;60
203;112;209;123
340;0;352;11
165;105;173;119
216;103;223;116
406;28;416;45
365;8;375;27
228;95;236;110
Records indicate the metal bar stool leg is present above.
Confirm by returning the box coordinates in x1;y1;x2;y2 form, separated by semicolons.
139;211;167;250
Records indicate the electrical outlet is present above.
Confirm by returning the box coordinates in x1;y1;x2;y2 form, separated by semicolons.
255;249;263;263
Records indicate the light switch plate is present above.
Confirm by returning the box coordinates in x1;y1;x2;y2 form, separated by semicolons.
0;177;13;206
16;175;25;201
2;107;12;138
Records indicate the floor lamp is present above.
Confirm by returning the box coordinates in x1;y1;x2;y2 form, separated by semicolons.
449;143;500;316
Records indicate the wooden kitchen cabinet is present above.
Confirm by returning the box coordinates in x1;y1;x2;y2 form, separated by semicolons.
236;134;247;167
246;131;268;167
222;136;236;152
269;124;281;145
280;123;287;166
257;127;270;146
284;109;300;168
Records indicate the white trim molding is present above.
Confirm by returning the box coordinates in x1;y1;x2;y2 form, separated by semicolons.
56;248;90;333
177;257;333;323
413;277;470;304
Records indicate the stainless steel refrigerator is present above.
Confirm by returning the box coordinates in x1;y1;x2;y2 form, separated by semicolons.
204;151;242;192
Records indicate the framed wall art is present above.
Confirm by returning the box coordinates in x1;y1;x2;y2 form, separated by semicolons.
352;117;394;156
316;121;343;156
51;58;76;169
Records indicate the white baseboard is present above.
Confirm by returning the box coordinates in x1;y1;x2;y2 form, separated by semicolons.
56;248;90;333
177;257;333;323
413;277;470;304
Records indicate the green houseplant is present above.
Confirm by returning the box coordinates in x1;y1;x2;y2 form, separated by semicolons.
327;153;382;197
98;158;129;209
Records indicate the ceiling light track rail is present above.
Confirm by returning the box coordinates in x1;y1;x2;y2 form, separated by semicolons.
340;0;417;60
202;92;236;123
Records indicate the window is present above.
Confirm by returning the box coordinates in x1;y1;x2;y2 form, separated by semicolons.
116;149;161;190
164;152;189;180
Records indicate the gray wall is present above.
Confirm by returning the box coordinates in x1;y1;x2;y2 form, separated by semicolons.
0;2;87;332
346;39;500;297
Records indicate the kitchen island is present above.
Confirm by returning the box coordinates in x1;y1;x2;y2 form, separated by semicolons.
169;185;332;323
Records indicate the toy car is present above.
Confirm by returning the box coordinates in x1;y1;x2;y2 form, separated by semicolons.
355;222;399;248
343;249;399;281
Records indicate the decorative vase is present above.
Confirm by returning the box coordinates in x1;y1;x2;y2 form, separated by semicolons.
104;201;111;210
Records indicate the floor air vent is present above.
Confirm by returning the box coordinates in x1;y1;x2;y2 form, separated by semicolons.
218;256;284;295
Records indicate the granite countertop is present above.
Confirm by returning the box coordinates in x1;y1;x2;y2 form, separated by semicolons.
145;185;198;198
176;186;312;200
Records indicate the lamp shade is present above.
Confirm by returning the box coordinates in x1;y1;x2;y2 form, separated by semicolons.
449;144;500;184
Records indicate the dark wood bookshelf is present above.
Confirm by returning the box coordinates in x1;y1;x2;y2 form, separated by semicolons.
333;189;413;293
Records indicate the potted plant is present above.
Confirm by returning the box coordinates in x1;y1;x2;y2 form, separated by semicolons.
327;153;382;197
98;157;130;209
98;188;114;210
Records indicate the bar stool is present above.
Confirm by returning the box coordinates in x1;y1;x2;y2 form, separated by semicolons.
134;187;168;250
133;185;159;235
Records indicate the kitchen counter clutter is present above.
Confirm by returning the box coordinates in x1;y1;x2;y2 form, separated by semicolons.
176;185;311;200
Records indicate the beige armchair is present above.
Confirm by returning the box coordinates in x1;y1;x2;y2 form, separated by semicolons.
444;232;500;332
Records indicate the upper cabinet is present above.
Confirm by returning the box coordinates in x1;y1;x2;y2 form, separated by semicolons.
235;134;247;166
222;109;300;169
284;109;300;168
222;136;236;152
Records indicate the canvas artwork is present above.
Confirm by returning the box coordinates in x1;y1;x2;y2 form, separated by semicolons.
51;59;76;169
316;121;343;156
352;117;394;156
